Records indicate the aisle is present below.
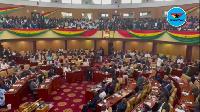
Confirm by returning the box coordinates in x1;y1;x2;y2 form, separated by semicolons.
3;81;96;112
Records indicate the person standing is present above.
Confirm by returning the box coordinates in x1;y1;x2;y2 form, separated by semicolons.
86;66;92;81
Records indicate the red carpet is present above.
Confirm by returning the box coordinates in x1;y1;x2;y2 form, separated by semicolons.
5;81;96;112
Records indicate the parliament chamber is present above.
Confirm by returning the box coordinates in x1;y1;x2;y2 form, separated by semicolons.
0;0;199;112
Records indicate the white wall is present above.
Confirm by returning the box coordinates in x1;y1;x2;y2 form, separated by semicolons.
0;0;198;9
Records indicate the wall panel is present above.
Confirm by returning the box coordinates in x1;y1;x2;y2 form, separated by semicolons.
67;40;94;50
36;40;65;50
157;43;187;57
2;41;33;52
113;41;123;51
125;41;153;52
192;46;199;61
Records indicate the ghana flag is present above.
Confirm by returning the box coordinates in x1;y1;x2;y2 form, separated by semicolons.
170;13;184;18
0;6;25;15
126;30;165;40
185;5;199;15
6;29;49;37
41;9;60;18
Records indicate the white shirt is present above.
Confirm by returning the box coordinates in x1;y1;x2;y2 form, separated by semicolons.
0;63;9;69
82;62;89;66
177;59;184;64
101;110;108;112
63;67;71;72
144;53;151;58
157;58;163;67
99;91;106;99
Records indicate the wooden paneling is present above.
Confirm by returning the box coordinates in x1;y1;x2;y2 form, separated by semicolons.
157;43;187;57
2;41;33;52
125;41;153;52
67;40;94;50
113;41;123;51
96;40;108;55
192;45;199;61
0;3;198;19
36;40;65;50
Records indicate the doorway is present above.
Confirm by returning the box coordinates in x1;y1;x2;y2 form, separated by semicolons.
31;12;40;20
112;15;120;20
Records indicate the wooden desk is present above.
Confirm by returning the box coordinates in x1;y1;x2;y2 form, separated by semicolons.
5;75;36;108
171;68;183;77
131;80;160;112
19;102;49;112
171;76;194;108
85;78;112;103
96;78;136;112
38;76;62;102
65;70;84;83
92;71;112;83
133;70;151;79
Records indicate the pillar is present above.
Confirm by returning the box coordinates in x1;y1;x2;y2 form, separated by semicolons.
94;40;97;50
33;41;36;53
65;40;68;50
123;41;126;52
152;42;157;55
186;45;192;61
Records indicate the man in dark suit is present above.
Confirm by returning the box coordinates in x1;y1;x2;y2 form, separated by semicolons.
155;73;163;84
82;92;100;112
108;80;116;95
48;69;55;78
38;73;45;84
186;66;195;83
21;70;29;78
109;66;115;77
24;54;30;60
0;80;9;91
100;65;107;72
153;96;169;112
12;74;20;84
29;78;38;99
86;66;92;81
116;98;127;112
165;65;170;75
9;60;16;67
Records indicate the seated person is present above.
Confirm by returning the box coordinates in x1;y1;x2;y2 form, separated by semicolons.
0;89;6;107
0;80;9;91
99;88;106;100
101;65;107;72
135;64;142;70
102;83;108;94
101;104;108;112
63;65;71;72
0;62;9;69
82;60;89;66
82;92;100;112
164;65;170;75
137;85;143;94
163;80;172;92
154;73;163;84
5;76;14;88
46;55;53;60
108;80;116;95
21;70;30;78
30;78;39;99
187;79;194;89
35;66;40;72
12;74;20;84
13;65;21;72
182;64;188;73
136;74;144;90
113;75;119;84
9;60;16;67
142;103;152;112
153;96;169;112
48;69;55;78
115;98;127;112
24;54;30;60
38;73;46;84
109;66;115;77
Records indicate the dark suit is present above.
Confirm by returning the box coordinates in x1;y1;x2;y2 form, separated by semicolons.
187;70;195;82
153;102;169;112
155;75;163;84
48;72;55;78
116;102;127;112
21;71;28;78
38;75;45;84
109;68;115;76
12;75;20;84
108;83;116;95
165;67;170;75
101;66;107;72
82;96;100;112
86;68;92;81
0;84;9;91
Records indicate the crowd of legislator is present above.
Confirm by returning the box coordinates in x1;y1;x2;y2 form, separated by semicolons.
0;15;199;31
0;46;199;111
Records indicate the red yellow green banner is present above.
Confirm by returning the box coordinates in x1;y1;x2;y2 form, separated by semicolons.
6;29;49;37
41;9;60;18
166;31;199;44
51;29;98;37
0;29;4;35
185;5;199;15
0;6;25;15
127;30;165;40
